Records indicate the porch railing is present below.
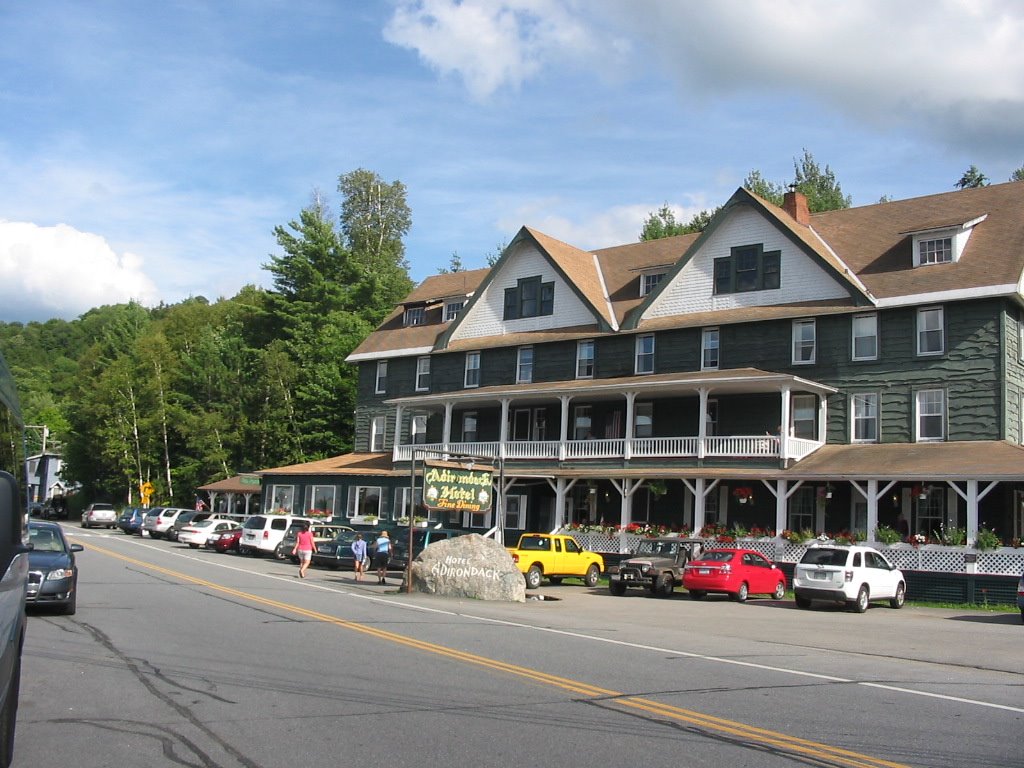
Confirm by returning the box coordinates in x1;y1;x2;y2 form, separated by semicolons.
393;434;802;463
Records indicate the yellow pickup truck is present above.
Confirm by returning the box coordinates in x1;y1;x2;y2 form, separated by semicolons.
507;533;604;589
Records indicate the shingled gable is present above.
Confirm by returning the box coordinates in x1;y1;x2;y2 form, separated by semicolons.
622;187;874;331
434;225;616;351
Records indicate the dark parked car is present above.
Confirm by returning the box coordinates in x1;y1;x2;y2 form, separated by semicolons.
207;526;243;553
26;521;82;615
275;522;353;562
117;507;147;534
311;530;364;570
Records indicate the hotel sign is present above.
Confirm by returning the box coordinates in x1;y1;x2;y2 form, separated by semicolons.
422;461;493;513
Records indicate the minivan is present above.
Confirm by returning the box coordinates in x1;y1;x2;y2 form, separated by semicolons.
239;515;314;556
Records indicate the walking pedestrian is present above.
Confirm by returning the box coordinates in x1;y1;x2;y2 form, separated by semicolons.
351;532;367;581
292;522;316;579
373;530;392;584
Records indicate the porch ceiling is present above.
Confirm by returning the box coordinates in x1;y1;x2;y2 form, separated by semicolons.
386;367;837;409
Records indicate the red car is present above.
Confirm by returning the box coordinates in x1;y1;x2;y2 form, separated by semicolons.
682;548;787;602
207;526;243;553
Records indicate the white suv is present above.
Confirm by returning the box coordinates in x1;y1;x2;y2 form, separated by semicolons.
793;544;906;613
239;514;314;556
81;503;117;529
142;507;192;539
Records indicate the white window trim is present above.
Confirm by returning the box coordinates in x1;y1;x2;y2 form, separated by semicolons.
404;306;425;326
410;414;427;444
915;388;946;442
517;346;533;384
464;351;480;388
851;313;878;362
444;300;464;322
635;334;655;374
701;327;719;371
916;306;944;356
415;356;430;392
370;415;386;452
503;493;527;530
640;271;666;297
576;339;594;379
375;360;387;394
347;486;382;518
850;392;879;443
911;218;983;267
462;411;478;442
791;319;816;365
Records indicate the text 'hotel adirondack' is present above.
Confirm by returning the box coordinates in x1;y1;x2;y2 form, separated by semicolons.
260;182;1024;553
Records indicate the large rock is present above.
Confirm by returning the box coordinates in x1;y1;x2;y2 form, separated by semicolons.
409;534;526;602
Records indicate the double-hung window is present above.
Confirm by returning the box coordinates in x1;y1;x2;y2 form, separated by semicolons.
791;395;816;440
415;356;430;392
851;313;878;361
374;360;387;394
918;237;952;265
635;334;655;374
576;339;594;379
916;389;945;441
851;393;879;442
573;405;592;440
701;328;719;370
444;300;464;321
410;414;427;445
517;346;533;383
792;319;816;364
634;402;653;438
404;306;425;326
464;351;480;388
462;412;478;442
370;416;386;452
640;272;665;297
917;307;944;355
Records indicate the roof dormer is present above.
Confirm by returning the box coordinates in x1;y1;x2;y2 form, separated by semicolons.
905;214;987;268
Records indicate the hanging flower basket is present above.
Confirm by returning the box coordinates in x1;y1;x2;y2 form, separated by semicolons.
732;486;753;504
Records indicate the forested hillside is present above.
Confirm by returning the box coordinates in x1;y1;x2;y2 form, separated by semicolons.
0;170;413;508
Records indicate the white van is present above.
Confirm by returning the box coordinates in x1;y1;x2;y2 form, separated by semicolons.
239;515;313;556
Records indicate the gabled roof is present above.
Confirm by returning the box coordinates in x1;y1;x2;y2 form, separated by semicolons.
348;181;1024;361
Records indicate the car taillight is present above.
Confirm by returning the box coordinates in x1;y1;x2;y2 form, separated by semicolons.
719;564;731;574
262;531;269;539
844;569;853;582
511;553;519;563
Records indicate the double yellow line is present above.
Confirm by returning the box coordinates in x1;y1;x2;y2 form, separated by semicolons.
86;542;909;768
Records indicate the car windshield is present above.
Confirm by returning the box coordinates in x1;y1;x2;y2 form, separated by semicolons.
190;520;216;529
636;540;679;556
800;548;848;566
29;527;64;552
697;551;736;563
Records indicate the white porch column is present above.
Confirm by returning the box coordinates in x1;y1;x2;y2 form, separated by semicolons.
392;404;404;462
866;480;878;541
966;479;979;546
697;388;709;460
442;401;453;446
559;395;571;461
779;386;791;461
775;479;787;535
623;391;636;460
499;398;510;461
817;394;827;443
693;478;706;532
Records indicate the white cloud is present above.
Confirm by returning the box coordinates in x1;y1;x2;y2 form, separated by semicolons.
384;0;610;99
0;221;159;322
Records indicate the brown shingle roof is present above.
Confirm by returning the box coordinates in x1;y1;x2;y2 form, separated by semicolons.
257;453;402;477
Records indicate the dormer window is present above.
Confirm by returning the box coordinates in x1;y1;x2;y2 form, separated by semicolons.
404;306;425;327
908;214;986;268
640;271;666;297
504;276;553;320
444;300;465;322
713;244;780;294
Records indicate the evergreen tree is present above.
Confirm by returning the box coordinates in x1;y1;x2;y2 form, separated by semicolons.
955;165;989;189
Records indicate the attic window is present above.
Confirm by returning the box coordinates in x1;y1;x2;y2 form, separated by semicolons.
713;244;780;294
909;214;986;268
504;276;554;320
404;306;425;326
444;300;464;322
640;271;666;297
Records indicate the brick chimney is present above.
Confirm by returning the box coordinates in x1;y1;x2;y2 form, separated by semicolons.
783;188;810;225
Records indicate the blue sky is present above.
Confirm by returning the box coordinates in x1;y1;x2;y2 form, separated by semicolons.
1;0;1022;322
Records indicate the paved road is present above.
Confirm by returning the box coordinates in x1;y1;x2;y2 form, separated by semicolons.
15;526;1023;768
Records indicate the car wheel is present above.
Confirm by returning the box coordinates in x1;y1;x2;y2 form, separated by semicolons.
890;582;906;609
525;565;543;589
688;590;705;600
583;564;601;588
795;594;812;609
0;646;21;768
651;574;674;598
609;580;627;596
60;590;77;616
773;581;786;600
273;544;288;561
733;582;749;602
850;585;870;613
